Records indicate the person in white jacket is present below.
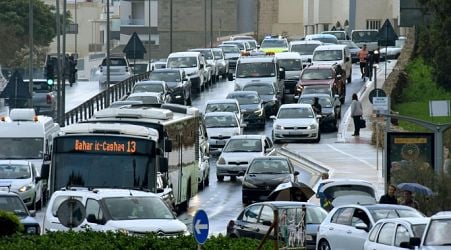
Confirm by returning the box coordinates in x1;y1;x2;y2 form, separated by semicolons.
350;93;363;136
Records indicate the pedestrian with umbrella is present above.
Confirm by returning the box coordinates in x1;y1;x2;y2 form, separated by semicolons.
400;190;419;210
397;183;433;210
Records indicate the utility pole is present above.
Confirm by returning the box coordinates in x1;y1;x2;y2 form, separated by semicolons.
148;0;151;61
210;0;213;48
28;0;34;108
62;0;67;126
56;0;62;125
204;0;207;47
169;0;173;53
106;0;111;106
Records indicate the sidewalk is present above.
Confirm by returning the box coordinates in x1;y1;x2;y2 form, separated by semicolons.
282;60;398;199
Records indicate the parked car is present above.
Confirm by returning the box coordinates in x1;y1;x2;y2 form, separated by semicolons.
130;80;172;103
242;156;299;204
0;190;41;235
227;201;328;250
43;188;189;235
226;91;266;128
316;204;424;250
364;217;429;250
298;93;341;131
125;92;165;107
211;48;229;78
203;111;245;152
0;160;43;208
148;68;192;105
98;55;131;85
216;135;275;182
271;103;321;143
242;81;280;116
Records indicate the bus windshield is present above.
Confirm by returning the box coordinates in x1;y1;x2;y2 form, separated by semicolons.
0;138;43;159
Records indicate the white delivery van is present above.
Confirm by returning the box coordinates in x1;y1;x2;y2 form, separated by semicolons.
312;44;352;83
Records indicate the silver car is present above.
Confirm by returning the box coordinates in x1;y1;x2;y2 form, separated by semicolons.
204;112;244;152
212;48;229;78
0;160;43;208
216;135;275;182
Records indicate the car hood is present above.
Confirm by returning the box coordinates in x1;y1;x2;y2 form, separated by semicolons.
235;77;277;87
20;216;39;225
239;103;261;112
322;107;334;114
312;60;342;67
244;174;292;186
260;95;276;102
0;179;32;190
300;78;334;86
274;119;315;127
207;127;240;137
220;152;264;161
183;67;199;75
285;71;301;80
224;53;240;59
164;81;181;89
107;219;187;233
332;195;377;207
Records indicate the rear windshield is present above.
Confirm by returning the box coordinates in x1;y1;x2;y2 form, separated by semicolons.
290;44;320;55
278;59;302;71
101;58;127;66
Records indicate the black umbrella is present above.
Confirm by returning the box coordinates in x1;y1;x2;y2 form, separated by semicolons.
267;181;315;202
397;183;433;196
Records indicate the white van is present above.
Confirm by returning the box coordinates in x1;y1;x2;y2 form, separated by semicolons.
166;51;207;93
289;40;323;68
312;44;352;83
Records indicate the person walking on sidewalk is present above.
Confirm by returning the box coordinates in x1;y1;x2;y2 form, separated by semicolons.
357;44;369;80
379;184;398;204
350;93;363;136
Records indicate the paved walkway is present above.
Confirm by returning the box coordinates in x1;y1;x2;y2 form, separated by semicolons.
283;60;398;199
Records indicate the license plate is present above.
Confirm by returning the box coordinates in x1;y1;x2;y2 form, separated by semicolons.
289;131;304;135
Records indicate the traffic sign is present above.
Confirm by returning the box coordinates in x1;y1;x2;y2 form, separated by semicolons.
377;19;399;47
56;198;86;228
123;32;147;60
368;88;386;104
373;97;388;111
193;209;209;245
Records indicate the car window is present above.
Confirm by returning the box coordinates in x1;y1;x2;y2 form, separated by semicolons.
133;84;164;93
213;50;223;59
277;107;314;119
412;224;426;238
0;163;31;179
242;205;262;223
205;103;239;113
223;139;262;153
243;85;274;95
369;208;423;221
248;159;290;174
86;199;103;222
51;196;83;216
301;69;333;80
332;207;353;225
351;208;371;227
377;222;396;245
264;137;273;150
368;222;382;242
394;224;410;247
259;205;274;224
424;219;451;246
102;58;127;66
204;115;238;128
278;59;302;71
313;50;343;61
0;195;28;216
290;44;320;55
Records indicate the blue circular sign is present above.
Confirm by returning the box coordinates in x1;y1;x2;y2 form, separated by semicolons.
192;209;209;244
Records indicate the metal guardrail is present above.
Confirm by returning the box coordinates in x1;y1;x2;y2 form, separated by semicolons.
64;72;149;126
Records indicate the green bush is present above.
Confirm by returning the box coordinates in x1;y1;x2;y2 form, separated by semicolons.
0;210;24;236
0;231;278;250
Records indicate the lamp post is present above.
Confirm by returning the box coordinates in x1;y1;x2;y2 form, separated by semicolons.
106;0;110;106
169;0;173;53
28;0;33;108
210;0;213;48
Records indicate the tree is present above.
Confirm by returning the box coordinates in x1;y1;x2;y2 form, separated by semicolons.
0;0;55;68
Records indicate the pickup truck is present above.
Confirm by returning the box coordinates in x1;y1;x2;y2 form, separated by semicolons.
24;79;57;118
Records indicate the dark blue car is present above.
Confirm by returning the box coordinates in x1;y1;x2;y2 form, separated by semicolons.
0;190;41;235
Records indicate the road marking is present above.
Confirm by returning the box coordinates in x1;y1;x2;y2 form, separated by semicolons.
326;144;375;169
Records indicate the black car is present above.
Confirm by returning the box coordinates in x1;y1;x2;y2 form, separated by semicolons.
226;201;328;250
226;91;266;128
149;69;192;105
242;156;299;204
242;82;281;116
0;190;41;235
298;93;341;131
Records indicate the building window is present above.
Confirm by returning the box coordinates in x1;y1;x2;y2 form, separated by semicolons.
366;20;381;30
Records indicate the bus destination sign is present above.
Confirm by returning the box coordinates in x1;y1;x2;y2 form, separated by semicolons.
74;139;137;153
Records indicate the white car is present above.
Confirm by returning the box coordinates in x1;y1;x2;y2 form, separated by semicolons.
43;188;189;236
125;92;165;106
216;135;275;182
98;56;131;85
364;217;429;250
204;99;243;124
271;103;321;143
212;48;229;78
412;211;451;250
0;160;43;208
316;204;424;250
130;80;172;103
204;111;244;152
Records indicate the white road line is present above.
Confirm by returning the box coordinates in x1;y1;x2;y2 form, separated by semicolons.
326;144;375;169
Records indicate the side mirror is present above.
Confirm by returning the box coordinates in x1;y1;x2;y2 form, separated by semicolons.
202;155;209;161
257;45;261;49
227;73;234;81
307;58;312;63
294;171;300;176
157;187;164;193
334;94;339;99
409;237;421;247
354;222;369;232
35;176;42;184
182;78;188;81
316;114;322;119
159;158;168;173
269;115;276;119
40;163;50;180
164;139;172;152
86;214;97;224
240;123;247;128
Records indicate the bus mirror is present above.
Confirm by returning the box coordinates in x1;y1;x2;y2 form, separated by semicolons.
160;158;168;173
164;139;172;152
44;153;51;161
40;163;50;179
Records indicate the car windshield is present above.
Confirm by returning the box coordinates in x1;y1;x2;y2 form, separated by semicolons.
220;46;240;53
278;59;302;71
339;40;359;49
0;138;43;159
104;196;174;220
0;164;31;179
127;95;160;104
261;39;288;48
248;159;290;174
204;115;238;128
0;196;28;216
351;31;378;43
311;37;338;44
323;32;347;40
236;62;276;78
101;58;127;66
167;57;197;68
223;42;244;51
278;206;327;225
243;85;274;95
228;93;260;105
133;84;164;93
205;103;239;113
192;50;213;60
313;50;343;61
424;219;451;246
299;97;333;108
32;81;52;92
223;139;262;152
291;44;320;55
302;86;331;95
212;50;223;59
277;107;314;119
301;69;333;80
149;72;180;82
369;208;423;221
132;64;148;74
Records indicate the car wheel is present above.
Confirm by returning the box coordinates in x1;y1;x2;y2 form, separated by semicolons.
198;177;205;190
230;176;237;182
314;132;321;143
272;132;279;144
318;240;331;250
217;175;224;182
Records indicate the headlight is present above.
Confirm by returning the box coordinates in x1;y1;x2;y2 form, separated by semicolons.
296;85;303;92
305;234;313;241
183;229;191;236
118;228;129;235
307;124;317;130
275;124;284;130
217;157;226;165
19;184;33;192
254;108;263;116
242;180;258;188
26;226;38;235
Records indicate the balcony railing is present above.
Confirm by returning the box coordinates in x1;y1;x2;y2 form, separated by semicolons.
121;19;145;26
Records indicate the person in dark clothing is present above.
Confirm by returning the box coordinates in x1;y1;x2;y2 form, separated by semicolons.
379;184;398;204
312;97;322;115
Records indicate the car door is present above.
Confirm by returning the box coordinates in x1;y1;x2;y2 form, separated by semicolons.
347;208;373;249
373;222;396;250
236;204;262;238
326;207;354;250
393;223;411;249
254;205;274;240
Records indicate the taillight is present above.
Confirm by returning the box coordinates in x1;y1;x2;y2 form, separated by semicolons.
46;94;52;104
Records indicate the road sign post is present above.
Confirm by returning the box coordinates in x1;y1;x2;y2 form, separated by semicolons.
56;198;86;230
193;209;209;246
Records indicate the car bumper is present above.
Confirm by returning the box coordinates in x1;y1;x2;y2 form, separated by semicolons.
217;164;248;176
34;106;56;116
208;138;230;151
273;128;319;140
242;187;274;202
99;74;131;84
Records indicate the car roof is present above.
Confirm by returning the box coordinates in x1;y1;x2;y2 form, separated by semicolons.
304;64;334;70
306;34;337;39
53;188;159;198
128;92;162;97
335;203;418;210
375;217;430;226
168;51;200;57
251;156;288;161
251;201;321;208
135;80;166;85
314;44;347;51
238;56;275;63
431;211;451;219
229;134;266;140
279;103;312;109
152;68;183;73
0;160;31;165
275;52;302;59
242;82;275;88
219;43;239;47
0;191;22;197
227;91;259;96
205;99;239;104
190;48;213;52
299;93;332;99
204;111;237;117
290;40;323;45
